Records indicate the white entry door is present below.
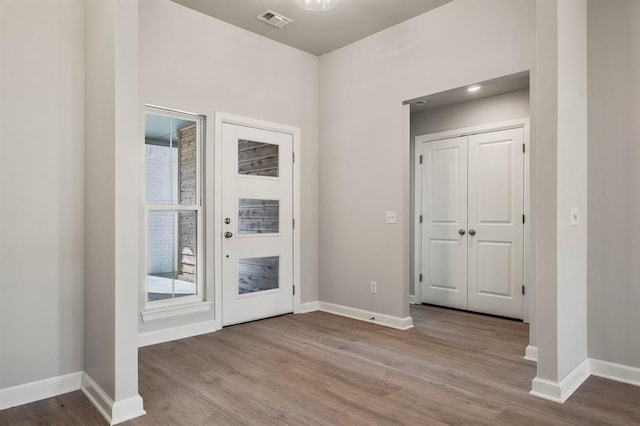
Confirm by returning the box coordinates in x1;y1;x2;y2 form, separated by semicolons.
419;127;524;319
222;122;293;326
420;136;468;310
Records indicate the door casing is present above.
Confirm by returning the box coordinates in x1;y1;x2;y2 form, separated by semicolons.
213;112;301;330
413;118;531;322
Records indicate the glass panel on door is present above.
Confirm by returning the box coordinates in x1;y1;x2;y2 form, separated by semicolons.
238;139;279;177
238;198;279;234
237;256;280;295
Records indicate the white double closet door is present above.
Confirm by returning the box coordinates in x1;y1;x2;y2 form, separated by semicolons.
419;127;524;319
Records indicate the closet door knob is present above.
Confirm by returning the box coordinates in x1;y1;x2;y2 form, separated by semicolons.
458;229;466;236
468;229;476;236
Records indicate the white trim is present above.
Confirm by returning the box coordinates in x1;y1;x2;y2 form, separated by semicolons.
81;373;146;425
0;371;82;411
214;112;302;324
138;320;216;347
413;134;423;304
524;345;538;362
590;358;640;387
530;358;590;403
409;295;420;304
415;118;531;144
140;301;212;323
318;302;414;330
297;301;320;313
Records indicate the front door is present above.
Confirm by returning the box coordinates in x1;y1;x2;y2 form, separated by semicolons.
222;122;293;326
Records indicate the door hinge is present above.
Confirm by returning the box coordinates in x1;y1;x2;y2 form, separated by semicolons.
293;218;295;229
523;143;525;153
522;285;525;295
292;152;295;163
419;155;423;164
293;285;295;295
419;273;423;282
522;214;525;224
419;214;423;223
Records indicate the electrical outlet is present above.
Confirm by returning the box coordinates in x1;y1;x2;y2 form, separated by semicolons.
386;211;397;224
370;281;377;294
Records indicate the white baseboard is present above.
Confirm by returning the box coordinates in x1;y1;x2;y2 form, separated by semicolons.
81;373;145;425
297;301;319;313
0;371;82;411
318;301;414;330
530;358;591;403
409;295;419;304
590;358;640;387
524;345;538;362
138;320;217;348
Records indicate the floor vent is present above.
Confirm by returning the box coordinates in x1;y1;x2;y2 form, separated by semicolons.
256;10;293;28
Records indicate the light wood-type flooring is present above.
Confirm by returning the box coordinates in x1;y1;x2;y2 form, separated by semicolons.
2;305;640;425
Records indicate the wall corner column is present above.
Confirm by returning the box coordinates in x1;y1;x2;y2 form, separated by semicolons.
85;0;145;423
532;0;589;403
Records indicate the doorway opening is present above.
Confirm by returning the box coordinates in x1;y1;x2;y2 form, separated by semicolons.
406;72;532;323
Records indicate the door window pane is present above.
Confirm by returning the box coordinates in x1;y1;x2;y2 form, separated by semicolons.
238;140;279;177
238;256;279;295
238;198;279;234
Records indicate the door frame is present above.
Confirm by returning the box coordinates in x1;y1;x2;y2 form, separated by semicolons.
212;112;301;330
413;118;531;322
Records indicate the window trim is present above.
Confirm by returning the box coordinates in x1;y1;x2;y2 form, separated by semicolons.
143;106;205;312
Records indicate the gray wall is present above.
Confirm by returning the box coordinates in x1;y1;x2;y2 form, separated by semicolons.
411;89;530;138
409;89;530;295
0;0;85;390
587;0;640;368
139;0;320;333
85;0;141;402
319;0;535;319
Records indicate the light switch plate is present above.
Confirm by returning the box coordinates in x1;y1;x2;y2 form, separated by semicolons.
386;211;397;224
570;207;579;226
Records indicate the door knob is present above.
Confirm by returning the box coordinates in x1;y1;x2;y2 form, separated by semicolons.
468;229;476;236
224;231;233;239
458;229;466;236
224;217;231;224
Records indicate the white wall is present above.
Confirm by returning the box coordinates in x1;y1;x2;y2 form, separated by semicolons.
0;0;85;390
138;0;320;333
319;0;535;319
587;0;640;369
409;89;530;295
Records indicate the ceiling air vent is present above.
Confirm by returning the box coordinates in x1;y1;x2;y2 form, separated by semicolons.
256;10;292;29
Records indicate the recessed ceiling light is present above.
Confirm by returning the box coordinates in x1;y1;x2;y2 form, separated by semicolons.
296;0;340;12
467;85;481;92
416;101;426;106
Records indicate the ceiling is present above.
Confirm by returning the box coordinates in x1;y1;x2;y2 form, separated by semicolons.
406;72;531;114
169;0;452;56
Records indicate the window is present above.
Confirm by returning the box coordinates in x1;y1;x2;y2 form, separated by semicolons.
144;107;203;308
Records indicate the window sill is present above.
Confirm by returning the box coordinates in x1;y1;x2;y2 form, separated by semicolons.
141;301;212;323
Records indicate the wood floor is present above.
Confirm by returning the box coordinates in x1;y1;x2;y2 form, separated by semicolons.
2;305;640;425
